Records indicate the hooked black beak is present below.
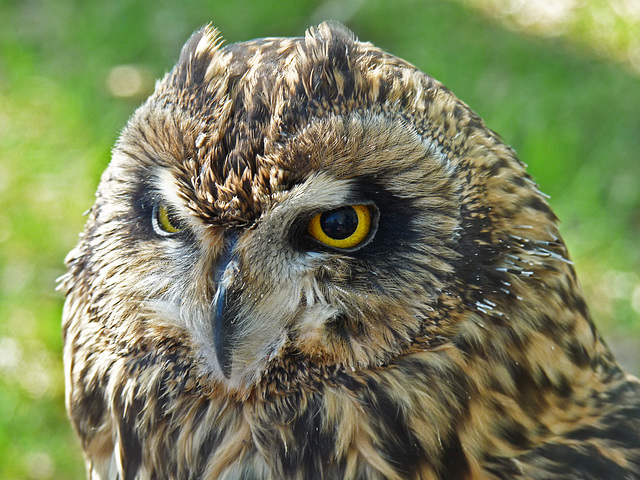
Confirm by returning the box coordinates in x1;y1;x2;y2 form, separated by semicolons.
212;235;240;378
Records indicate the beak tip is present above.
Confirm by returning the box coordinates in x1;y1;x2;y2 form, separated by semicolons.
220;361;232;379
213;310;234;379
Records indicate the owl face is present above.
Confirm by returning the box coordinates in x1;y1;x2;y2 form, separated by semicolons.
96;115;461;387
66;22;555;390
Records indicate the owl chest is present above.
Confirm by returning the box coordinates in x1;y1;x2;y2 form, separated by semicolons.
166;386;465;480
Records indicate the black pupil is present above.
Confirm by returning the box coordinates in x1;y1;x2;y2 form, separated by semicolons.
320;207;359;240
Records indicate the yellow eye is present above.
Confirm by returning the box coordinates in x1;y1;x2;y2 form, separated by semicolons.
154;203;183;234
307;205;372;249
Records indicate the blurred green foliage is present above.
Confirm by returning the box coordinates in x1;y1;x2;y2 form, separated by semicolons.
0;0;638;478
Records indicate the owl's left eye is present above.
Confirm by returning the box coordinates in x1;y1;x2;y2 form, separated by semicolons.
153;203;184;235
307;205;373;250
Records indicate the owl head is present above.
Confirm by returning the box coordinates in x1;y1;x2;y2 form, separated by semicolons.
63;22;575;392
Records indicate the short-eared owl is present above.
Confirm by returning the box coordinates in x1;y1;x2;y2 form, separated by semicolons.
62;22;640;479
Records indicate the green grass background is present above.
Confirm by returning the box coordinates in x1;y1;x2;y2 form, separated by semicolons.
1;0;638;478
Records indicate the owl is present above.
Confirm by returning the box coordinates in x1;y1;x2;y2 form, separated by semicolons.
61;22;640;479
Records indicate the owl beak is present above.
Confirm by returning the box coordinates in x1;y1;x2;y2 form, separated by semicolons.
211;236;240;378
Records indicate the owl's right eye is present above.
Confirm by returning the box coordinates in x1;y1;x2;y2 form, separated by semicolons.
152;203;184;235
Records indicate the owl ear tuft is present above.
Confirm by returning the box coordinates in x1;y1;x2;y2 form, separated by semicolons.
170;24;225;90
306;21;358;43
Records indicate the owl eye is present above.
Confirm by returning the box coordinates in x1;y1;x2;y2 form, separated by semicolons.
307;205;372;250
153;203;184;235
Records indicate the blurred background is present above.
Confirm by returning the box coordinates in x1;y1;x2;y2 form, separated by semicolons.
0;0;639;478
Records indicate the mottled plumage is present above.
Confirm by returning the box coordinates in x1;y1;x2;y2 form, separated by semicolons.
62;22;640;479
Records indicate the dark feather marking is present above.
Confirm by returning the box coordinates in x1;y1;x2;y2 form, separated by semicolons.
288;394;338;477
438;433;472;480
115;398;143;480
510;175;527;187
566;341;591;369
505;360;551;415
72;374;106;433
360;377;426;475
485;157;509;176
522;195;555;219
499;419;532;450
522;441;631;479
